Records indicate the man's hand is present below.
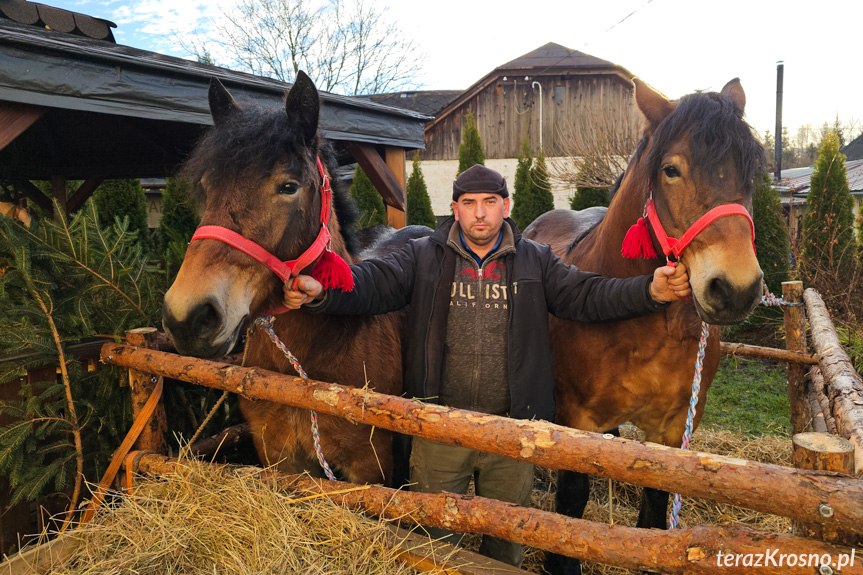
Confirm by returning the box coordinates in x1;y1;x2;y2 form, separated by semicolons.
282;275;324;310
649;263;691;302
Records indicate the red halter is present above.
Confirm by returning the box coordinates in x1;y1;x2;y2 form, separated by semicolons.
622;187;755;264
190;157;353;294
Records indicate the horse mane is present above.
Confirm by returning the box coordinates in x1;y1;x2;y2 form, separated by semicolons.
180;103;360;256
644;91;765;190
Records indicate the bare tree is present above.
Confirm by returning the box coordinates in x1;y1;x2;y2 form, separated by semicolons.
547;103;641;190
182;0;423;96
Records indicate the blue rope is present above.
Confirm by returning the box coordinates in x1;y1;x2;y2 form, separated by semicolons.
669;321;710;529
255;315;337;481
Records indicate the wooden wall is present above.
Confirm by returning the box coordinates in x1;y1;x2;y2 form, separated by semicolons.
422;73;636;160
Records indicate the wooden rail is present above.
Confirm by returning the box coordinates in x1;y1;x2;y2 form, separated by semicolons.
130;453;863;575
101;343;863;535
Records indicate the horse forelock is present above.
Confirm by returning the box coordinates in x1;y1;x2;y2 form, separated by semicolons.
179;105;360;257
645;92;765;194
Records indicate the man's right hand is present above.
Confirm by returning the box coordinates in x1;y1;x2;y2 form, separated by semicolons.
282;275;324;310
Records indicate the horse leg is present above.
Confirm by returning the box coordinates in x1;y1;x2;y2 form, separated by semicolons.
637;487;669;530
544;469;590;575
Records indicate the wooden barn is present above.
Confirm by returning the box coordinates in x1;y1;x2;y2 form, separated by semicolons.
369;43;640;215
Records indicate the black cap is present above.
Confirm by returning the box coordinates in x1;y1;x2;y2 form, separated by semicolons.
452;164;509;201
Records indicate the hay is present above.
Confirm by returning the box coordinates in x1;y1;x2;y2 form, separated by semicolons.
48;460;448;575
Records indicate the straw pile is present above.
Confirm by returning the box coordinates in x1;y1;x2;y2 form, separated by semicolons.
50;461;449;575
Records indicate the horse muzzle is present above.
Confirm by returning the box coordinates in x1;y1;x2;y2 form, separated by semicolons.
691;272;763;325
162;296;247;358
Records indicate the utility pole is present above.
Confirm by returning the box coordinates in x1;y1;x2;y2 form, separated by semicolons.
774;61;784;182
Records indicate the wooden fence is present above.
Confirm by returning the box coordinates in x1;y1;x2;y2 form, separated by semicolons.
3;281;862;574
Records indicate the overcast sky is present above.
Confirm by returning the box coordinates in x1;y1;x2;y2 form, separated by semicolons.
44;0;863;141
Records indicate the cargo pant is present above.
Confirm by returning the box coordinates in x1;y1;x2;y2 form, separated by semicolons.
409;436;535;567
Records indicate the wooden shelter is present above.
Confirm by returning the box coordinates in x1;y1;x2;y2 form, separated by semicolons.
0;0;429;227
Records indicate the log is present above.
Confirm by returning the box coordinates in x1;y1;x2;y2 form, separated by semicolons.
124;329;167;453
346;141;406;210
804;288;863;474
806;384;828;434
189;422;251;458
810;366;838;434
132;453;863;575
783;281;810;435
100;343;863;534
792;433;859;546
719;342;817;365
384;146;406;229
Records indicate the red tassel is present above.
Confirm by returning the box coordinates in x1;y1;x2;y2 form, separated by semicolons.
621;217;657;259
311;249;354;292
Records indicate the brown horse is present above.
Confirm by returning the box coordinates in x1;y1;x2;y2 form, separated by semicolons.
524;78;764;574
162;73;424;485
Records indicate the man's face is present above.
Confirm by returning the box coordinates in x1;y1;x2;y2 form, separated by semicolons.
452;193;510;249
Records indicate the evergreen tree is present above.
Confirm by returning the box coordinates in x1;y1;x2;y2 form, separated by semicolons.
529;151;554;222
752;172;790;294
800;132;855;290
405;152;436;228
0;200;161;511
350;165;386;228
93;179;151;254
510;140;533;230
569;187;609;211
457;109;485;175
157;178;200;283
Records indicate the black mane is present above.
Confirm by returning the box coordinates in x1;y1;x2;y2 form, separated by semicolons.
645;91;766;190
180;103;360;256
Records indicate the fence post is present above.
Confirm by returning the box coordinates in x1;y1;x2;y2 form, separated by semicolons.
782;281;809;435
125;328;167;453
792;432;858;546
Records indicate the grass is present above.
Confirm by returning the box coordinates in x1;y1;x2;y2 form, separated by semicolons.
700;356;790;437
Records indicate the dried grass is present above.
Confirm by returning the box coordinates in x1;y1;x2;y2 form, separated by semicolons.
46;461;449;575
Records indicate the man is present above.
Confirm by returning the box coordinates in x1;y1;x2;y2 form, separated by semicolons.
284;164;690;566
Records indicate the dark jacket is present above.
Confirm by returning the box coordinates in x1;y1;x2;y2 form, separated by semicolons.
309;217;667;422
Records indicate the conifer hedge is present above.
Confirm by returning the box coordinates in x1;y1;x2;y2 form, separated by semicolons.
406;152;436;228
350;165;387;228
457;109;485;174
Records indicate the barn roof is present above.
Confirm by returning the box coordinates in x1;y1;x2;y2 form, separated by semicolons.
841;134;863;162
426;42;634;130
360;90;462;118
0;15;430;182
774;159;863;204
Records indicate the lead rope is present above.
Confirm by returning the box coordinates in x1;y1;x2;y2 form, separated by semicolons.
668;321;710;529
255;315;337;481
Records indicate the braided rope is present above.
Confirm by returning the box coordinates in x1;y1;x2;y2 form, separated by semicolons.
761;281;804;307
255;315;336;481
669;321;710;529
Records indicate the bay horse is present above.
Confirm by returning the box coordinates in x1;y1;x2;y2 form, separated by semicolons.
162;72;423;485
524;78;765;574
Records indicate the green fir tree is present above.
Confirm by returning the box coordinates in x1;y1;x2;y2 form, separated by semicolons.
800;131;855;290
528;151;554;223
350;165;386;228
510;140;533;230
93;179;151;254
405;152;436;228
157;178;200;283
569;187;609;211
457;109;485;175
0;200;161;510
752;172;790;294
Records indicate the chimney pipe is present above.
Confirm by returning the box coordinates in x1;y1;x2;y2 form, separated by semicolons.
774;61;784;181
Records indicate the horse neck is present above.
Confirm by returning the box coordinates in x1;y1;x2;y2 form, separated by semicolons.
573;166;662;277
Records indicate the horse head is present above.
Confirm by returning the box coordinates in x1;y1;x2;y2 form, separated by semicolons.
163;72;354;357
631;78;765;325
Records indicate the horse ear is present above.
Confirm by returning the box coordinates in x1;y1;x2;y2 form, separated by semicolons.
720;78;746;113
634;78;674;129
209;78;240;126
285;71;320;145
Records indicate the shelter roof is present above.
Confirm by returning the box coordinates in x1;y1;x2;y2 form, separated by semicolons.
426;42;634;130
0;15;429;180
360;90;462;118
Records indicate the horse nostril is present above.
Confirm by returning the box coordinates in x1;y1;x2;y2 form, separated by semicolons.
708;275;733;304
187;301;223;335
163;299;225;343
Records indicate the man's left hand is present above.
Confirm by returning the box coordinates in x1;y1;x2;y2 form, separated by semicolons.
649;263;691;302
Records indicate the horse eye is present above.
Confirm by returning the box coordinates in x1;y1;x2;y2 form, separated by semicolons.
663;165;681;179
278;182;301;195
